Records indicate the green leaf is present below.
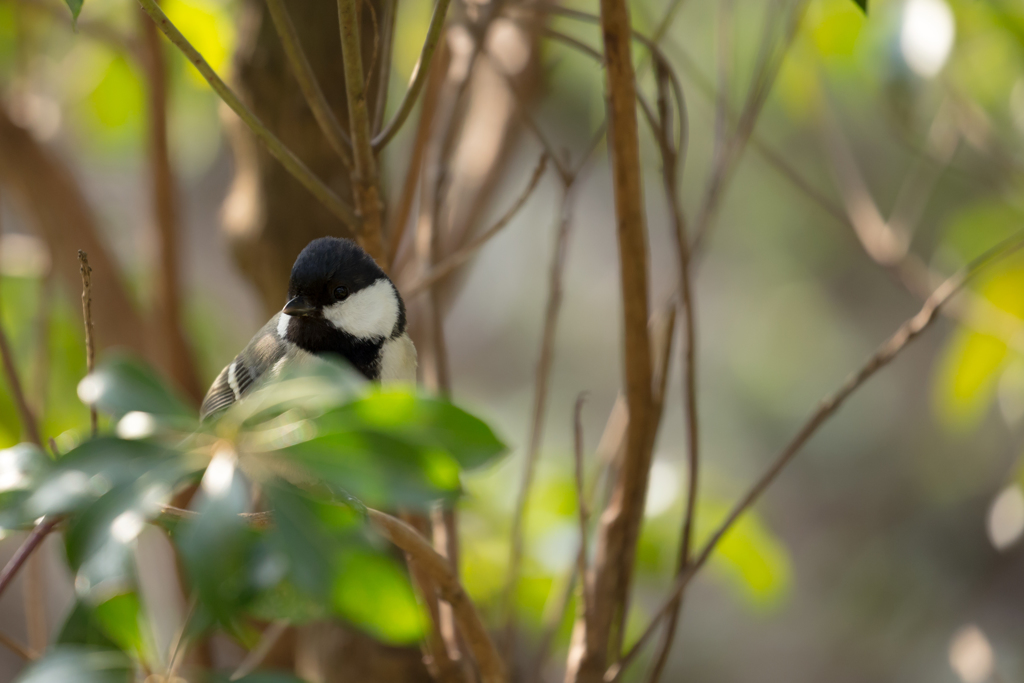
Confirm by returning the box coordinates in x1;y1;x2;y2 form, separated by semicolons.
64;0;84;24
57;602;122;651
64;471;176;597
851;0;866;11
281;431;461;509
331;549;427;645
15;646;132;683
78;354;195;423
246;580;329;624
176;469;284;625
328;389;507;470
27;437;183;519
93;592;147;658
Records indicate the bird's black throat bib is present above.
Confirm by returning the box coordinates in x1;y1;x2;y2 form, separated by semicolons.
287;316;383;380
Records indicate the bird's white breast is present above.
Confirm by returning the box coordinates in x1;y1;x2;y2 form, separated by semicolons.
379;333;418;384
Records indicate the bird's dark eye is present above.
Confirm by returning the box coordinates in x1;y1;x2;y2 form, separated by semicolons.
334;285;349;301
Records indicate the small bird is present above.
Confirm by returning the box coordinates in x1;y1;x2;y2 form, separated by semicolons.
200;237;417;420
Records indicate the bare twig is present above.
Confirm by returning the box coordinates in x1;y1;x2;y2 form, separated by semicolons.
263;0;353;166
0;294;42;447
368;509;506;683
0;629;37;660
135;0;360;231
0;517;60;601
573;393;591;619
230;620;289;680
642;56;698;683
337;0;385;261
403;153;549;296
373;0;453;150
140;9;202;402
563;0;654;675
387;39;450;269
77;250;97;438
502;184;578;653
608;229;1024;682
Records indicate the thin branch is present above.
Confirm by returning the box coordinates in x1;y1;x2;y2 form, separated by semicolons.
135;0;360;231
373;0;453;150
690;0;808;251
140;11;203;402
644;55;697;683
230;620;289;680
565;0;655;674
573;392;591;620
367;509;506;683
263;0;353;166
608;229;1024;682
77;250;97;438
0;286;42;448
502;184;578;653
386;39;450;268
0;517;60;601
0;630;37;660
337;0;386;261
403;153;549;297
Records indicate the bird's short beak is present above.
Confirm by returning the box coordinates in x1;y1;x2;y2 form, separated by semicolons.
283;296;316;317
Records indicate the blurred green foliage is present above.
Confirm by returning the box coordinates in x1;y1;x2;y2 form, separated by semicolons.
0;355;506;680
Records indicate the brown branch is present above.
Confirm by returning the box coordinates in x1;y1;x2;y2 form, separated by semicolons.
564;0;655;676
501;183;578;653
263;0;353;167
337;0;386;262
387;39;450;269
0;517;60;602
230;620;289;680
139;8;202;403
432;506;472;682
608;229;1024;682
402;153;549;297
644;57;697;683
0;629;37;661
135;0;360;231
0;286;42;448
573;392;591;620
373;0;453;150
368;509;506;683
77;251;97;438
689;1;808;251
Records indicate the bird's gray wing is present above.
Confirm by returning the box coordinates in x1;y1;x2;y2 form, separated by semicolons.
200;313;289;421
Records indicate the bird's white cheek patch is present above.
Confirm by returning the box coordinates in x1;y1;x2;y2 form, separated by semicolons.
323;279;398;339
277;313;291;338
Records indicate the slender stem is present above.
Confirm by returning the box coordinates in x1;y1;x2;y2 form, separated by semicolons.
645;55;697;683
368;509;506;683
263;0;353;167
608;229;1024;683
230;620;289;680
140;8;202;401
573;392;591;620
0;630;36;660
0;285;42;448
0;517;59;601
135;0;360;231
337;0;385;262
502;184;578;655
373;0;453;150
403;153;549;297
77;250;97;438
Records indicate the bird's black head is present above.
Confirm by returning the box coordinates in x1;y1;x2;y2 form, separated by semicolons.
279;238;406;376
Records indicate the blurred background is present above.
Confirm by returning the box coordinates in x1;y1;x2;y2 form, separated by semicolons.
1;0;1023;680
